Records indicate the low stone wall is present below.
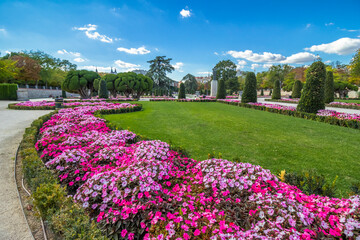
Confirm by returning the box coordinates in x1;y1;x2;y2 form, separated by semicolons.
17;88;79;100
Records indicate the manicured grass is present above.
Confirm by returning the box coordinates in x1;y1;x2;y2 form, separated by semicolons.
104;101;360;196
336;99;360;103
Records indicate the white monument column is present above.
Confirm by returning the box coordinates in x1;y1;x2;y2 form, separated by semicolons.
210;67;218;97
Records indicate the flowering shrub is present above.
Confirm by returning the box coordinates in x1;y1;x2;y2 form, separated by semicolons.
317;109;360;121
34;101;360;239
15;100;56;107
217;99;241;103
328;102;360;110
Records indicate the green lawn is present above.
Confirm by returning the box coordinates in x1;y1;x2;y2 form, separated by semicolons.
103;102;360;196
336;99;360;103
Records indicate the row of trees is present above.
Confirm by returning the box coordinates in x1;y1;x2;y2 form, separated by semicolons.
0;51;76;87
62;70;153;99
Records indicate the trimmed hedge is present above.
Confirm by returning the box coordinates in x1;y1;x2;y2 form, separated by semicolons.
0;83;18;100
241;72;257;103
324;71;334;104
217;101;360;130
216;80;226;99
271;80;281;100
292;80;302;98
178;83;186;99
18;105;142;239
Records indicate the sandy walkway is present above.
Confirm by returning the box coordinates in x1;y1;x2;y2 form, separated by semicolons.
0;101;51;240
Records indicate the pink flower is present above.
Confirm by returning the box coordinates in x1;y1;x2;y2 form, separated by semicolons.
121;229;127;237
194;229;201;236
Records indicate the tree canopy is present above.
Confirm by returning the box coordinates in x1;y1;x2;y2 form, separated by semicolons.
62;70;99;99
182;74;198;94
114;72;153;98
147;56;174;93
214;60;239;93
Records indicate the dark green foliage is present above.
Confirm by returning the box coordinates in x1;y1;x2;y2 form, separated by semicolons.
292;80;302;98
241;72;257;103
114;72;153;98
0;83;17;100
269;89;272;96
324;71;334;103
98;79;108;99
216;80;226;99
271;80;281;99
104;74;119;98
62;70;99;99
350;182;360;195
260;88;264;96
284;170;338;197
62;90;67;98
178;83;186;99
297;61;326;113
182;74;198;94
33;183;66;219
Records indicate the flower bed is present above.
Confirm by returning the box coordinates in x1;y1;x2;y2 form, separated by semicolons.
217;99;241;103
218;101;360;129
24;101;360;239
328;102;360;110
150;98;216;102
225;96;238;99
265;98;300;103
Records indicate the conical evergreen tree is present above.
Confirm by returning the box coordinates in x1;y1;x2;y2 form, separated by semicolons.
178;83;186;99
272;80;281;99
297;61;326;113
98;79;109;99
324;71;334;103
292;80;302;98
216;80;226;99
241;72;257;103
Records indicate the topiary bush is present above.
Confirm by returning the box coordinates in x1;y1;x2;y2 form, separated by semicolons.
241;72;257;103
98;79;109;99
0;83;18;100
324;71;334;103
292;80;302;98
216;80;226;99
271;80;281;99
260;88;264;96
178;83;186;99
297;61;326;113
62;90;67;98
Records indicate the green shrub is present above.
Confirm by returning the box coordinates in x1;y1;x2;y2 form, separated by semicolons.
324;71;334;103
283;169;338;197
260;88;264;96
51;198;107;240
297;61;326;113
216;80;226;99
292;80;302;98
62;90;67;98
0;83;17;100
241;72;257;103
178;83;186;99
272;80;281;99
98;79;109;99
33;183;66;220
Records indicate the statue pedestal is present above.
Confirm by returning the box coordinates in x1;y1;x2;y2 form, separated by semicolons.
211;80;218;97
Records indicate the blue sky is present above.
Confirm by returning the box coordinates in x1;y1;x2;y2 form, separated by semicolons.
1;0;360;81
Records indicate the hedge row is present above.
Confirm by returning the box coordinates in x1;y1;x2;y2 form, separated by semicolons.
19;105;142;239
218;101;360;130
264;99;299;104
8;103;55;110
0;83;18;100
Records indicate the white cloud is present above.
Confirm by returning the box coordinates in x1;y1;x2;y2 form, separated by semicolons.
281;52;317;64
180;9;191;18
236;60;247;69
117;46;150;55
262;64;273;68
251;64;260;70
80;66;112;72
155;48;159;51
114;60;140;71
172;62;184;72
0;28;6;34
338;27;359;32
198;71;212;75
325;22;334;26
57;49;81;57
325;60;332;64
306;23;311;29
73;24;113;43
214;52;219;56
227;50;285;63
305;37;360;55
73;57;85;63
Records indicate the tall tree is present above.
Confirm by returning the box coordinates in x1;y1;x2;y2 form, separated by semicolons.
349;48;360;85
147;56;174;93
297;61;326;113
268;64;294;88
10;55;41;85
241;72;257;103
324;71;334;103
182;74;198;94
62;70;99;99
214;60;238;93
0;59;19;83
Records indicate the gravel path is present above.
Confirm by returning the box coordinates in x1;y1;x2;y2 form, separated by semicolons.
0;101;51;240
258;98;360;115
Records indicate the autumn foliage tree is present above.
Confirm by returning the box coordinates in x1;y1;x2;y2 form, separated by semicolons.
10;55;41;85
